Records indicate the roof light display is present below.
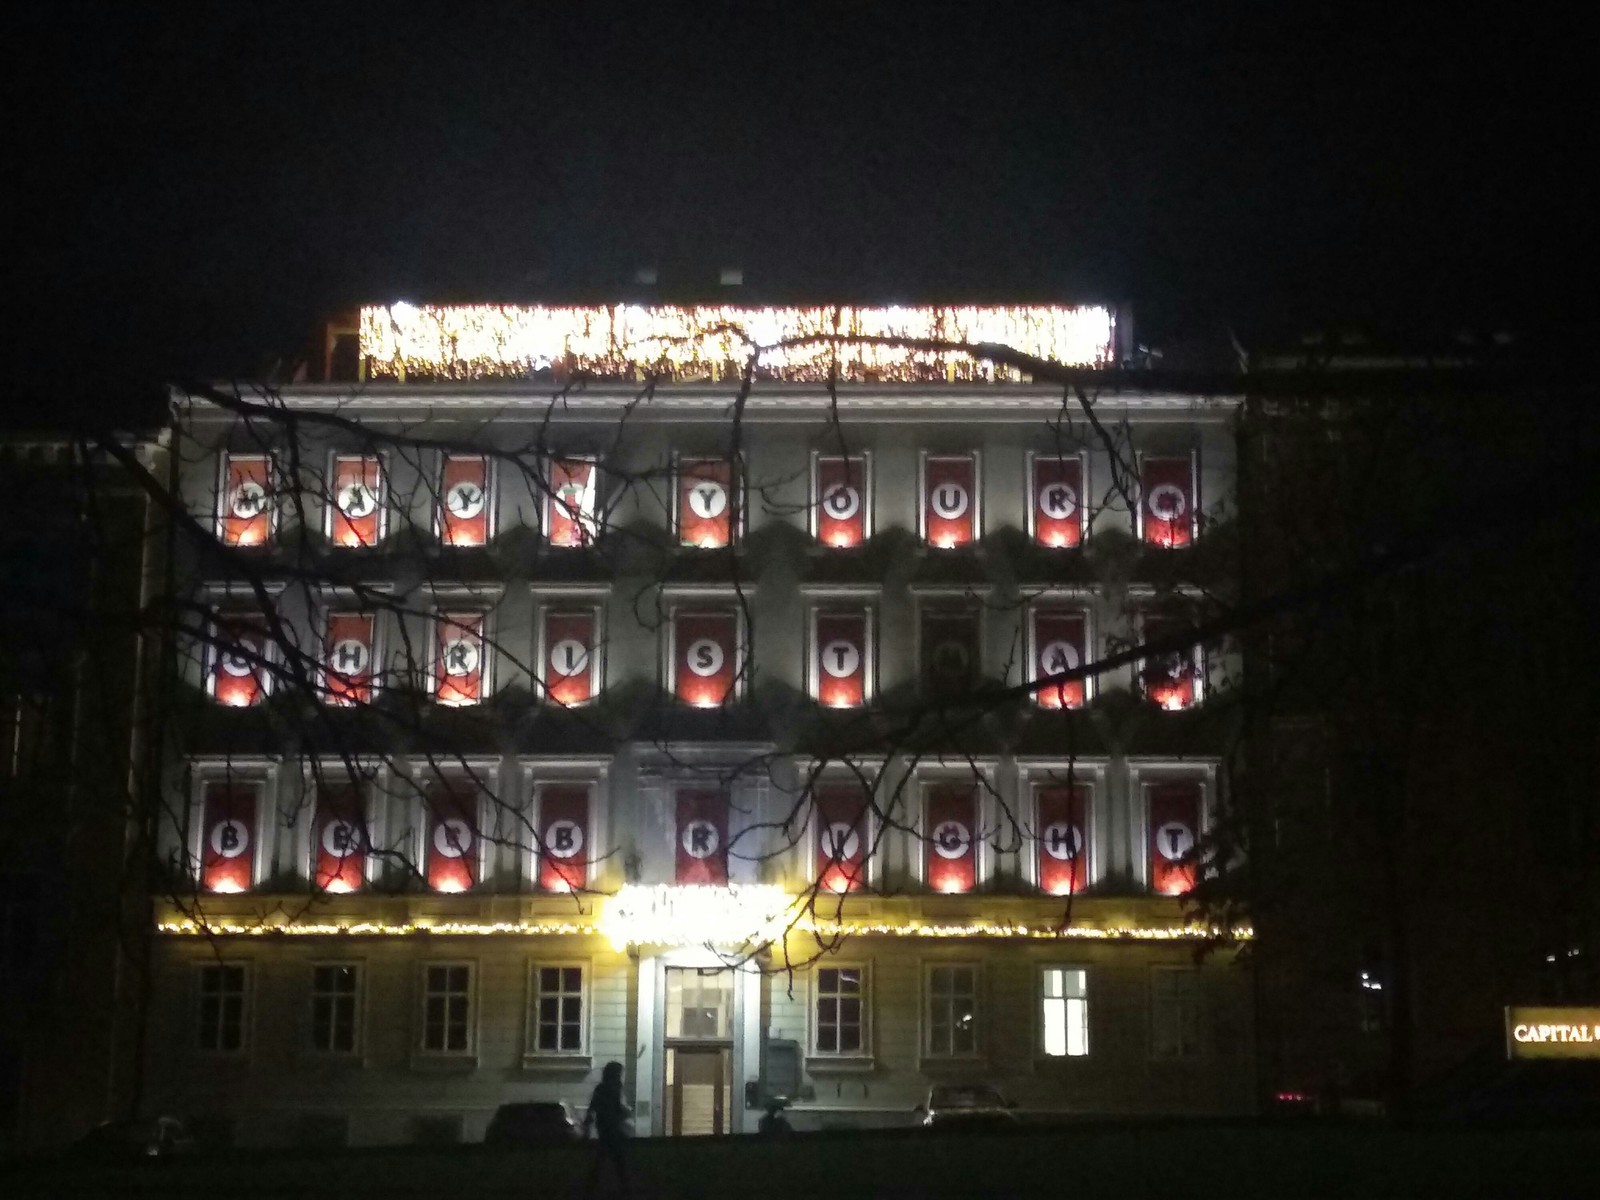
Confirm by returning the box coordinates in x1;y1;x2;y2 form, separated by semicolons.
358;303;1115;383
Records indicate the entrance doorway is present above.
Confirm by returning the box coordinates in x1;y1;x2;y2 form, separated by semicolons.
662;967;734;1135
664;1045;731;1135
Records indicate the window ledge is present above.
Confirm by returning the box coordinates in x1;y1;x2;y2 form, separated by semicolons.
804;1055;876;1074
409;1052;479;1073
521;1053;592;1072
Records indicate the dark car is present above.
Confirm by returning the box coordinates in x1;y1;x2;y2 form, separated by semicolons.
74;1117;196;1162
484;1101;582;1147
915;1084;1021;1131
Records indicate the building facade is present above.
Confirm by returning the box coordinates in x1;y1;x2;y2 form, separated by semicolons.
142;305;1252;1146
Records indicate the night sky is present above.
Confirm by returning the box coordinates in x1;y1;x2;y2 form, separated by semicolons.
5;2;1576;423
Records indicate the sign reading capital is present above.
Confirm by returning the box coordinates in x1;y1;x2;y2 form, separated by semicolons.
1506;1007;1600;1060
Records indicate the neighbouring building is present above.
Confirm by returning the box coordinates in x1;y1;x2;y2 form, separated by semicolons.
0;435;159;1152
140;304;1253;1147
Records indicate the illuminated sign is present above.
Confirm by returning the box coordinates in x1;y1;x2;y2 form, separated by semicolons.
1505;1007;1600;1060
597;883;792;950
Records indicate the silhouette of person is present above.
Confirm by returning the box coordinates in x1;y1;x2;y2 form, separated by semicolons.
583;1060;632;1198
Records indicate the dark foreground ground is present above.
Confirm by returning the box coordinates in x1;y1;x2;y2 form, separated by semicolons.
5;1121;1597;1200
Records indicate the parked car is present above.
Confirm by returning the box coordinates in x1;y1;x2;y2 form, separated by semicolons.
73;1116;196;1162
484;1101;582;1147
914;1084;1021;1131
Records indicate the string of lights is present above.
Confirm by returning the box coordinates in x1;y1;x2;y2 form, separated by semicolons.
358;303;1116;383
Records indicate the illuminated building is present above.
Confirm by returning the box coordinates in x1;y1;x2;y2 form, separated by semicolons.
138;304;1253;1146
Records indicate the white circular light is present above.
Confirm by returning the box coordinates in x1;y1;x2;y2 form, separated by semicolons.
681;819;720;859
1041;822;1083;861
822;483;860;521
337;481;376;517
685;638;725;678
820;640;861;679
1155;821;1195;862
549;639;589;677
932;820;971;860
433;819;473;859
545;818;584;859
230;480;268;518
1148;483;1187;521
1037;482;1077;520
687;481;728;520
210;819;249;859
446;482;485;519
929;483;969;520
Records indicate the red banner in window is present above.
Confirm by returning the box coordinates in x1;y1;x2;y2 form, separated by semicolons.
679;459;735;548
1140;613;1199;711
1036;784;1089;896
1033;610;1087;709
330;455;384;547
544;610;596;705
324;613;376;706
925;785;977;893
1032;455;1084;548
815;785;869;893
815;612;868;708
538;785;590;892
548;459;597;547
1148;782;1200;895
439;455;489;547
923;455;976;548
425;780;479;893
201;781;257;893
435;613;484;706
921;612;979;690
816;457;867;548
219;455;272;546
675;611;737;707
314;786;368;893
1141;457;1194;548
675;790;728;884
212;617;270;707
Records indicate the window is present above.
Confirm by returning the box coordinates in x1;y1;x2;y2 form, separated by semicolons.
328;454;386;547
437;454;491;546
310;964;362;1054
671;609;740;707
813;454;870;547
534;783;591;892
676;457;739;548
313;782;370;894
813;965;868;1056
433;612;487;706
199;779;261;894
674;789;729;885
814;785;869;893
920;453;979;548
1029;451;1086;548
1040;967;1089;1057
919;607;980;694
530;964;587;1055
423;776;482;893
1030;607;1088;709
197;963;248;1053
923;784;977;894
217;453;274;546
540;606;601;705
321;611;378;707
924;964;979;1057
547;458;599;546
1138;610;1203;711
421;963;474;1054
1139;454;1197;548
208;615;272;707
1151;968;1202;1060
811;609;872;708
1146;780;1202;896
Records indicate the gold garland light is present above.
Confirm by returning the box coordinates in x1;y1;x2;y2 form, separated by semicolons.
358;303;1116;383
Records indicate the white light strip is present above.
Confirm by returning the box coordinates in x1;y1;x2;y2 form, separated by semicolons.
358;303;1115;382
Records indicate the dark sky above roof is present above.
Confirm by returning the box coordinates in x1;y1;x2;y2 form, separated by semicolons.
3;1;1576;423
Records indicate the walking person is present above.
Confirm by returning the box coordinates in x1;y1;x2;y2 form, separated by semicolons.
583;1061;633;1199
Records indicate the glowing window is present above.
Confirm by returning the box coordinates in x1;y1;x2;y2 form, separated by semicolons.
1040;967;1089;1058
814;455;870;547
677;458;738;549
217;453;274;546
438;454;491;547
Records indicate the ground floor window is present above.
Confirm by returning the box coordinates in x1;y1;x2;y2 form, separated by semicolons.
813;965;868;1055
197;963;247;1053
421;963;474;1054
1151;967;1202;1059
924;964;979;1057
530;964;586;1054
1040;966;1089;1057
310;963;361;1054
